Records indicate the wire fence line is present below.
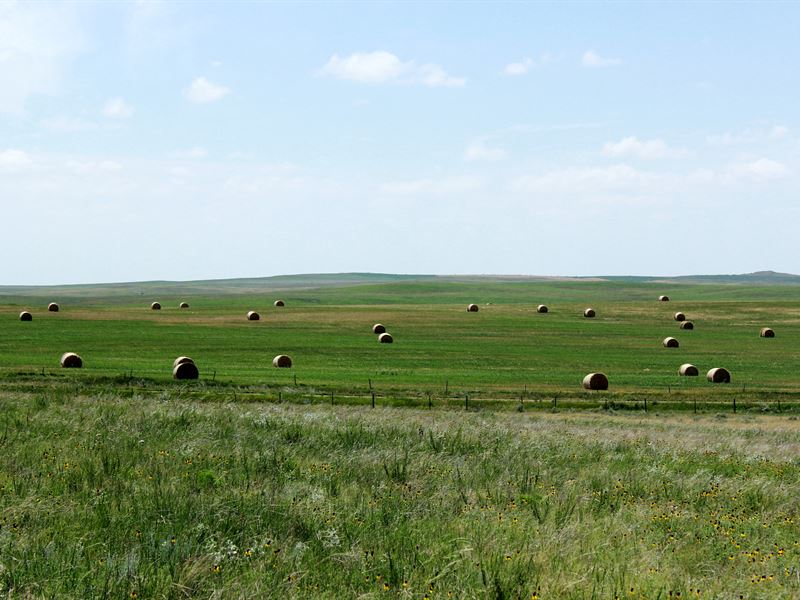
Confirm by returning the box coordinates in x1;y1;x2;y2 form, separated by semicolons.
1;367;798;415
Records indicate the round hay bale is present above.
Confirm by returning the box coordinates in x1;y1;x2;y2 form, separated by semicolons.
537;304;548;314
707;367;731;384
48;302;59;312
467;304;479;312
680;321;694;330
179;302;189;309
378;332;393;344
674;312;686;322
173;361;199;380
659;295;670;302
372;323;386;334
584;308;596;318
662;337;679;348
247;311;260;321
19;311;32;321
760;327;775;338
150;302;161;310
582;372;609;390
272;354;292;368
274;300;285;307
679;363;698;376
173;356;195;369
60;352;83;368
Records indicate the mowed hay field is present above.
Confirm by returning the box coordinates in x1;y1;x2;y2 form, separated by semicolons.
2;277;800;597
1;278;800;400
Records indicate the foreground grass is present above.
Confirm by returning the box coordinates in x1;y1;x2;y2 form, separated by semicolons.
1;391;799;598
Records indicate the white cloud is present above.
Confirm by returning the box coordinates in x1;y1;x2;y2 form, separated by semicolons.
602;136;687;160
0;2;85;114
321;51;465;87
504;58;533;76
512;157;789;199
686;160;790;185
512;164;658;195
729;158;788;180
185;77;230;103
582;50;621;68
322;51;406;83
503;53;553;76
171;147;208;159
417;63;466;87
1;146;795;284
0;149;33;170
103;97;134;119
464;141;506;161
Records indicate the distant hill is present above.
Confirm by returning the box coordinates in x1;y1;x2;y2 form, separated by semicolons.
1;271;799;301
601;271;800;285
0;273;437;300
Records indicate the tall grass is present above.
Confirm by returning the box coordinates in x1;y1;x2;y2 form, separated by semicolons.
1;392;798;598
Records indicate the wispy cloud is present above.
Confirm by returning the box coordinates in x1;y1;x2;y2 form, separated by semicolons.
504;58;534;76
171;147;208;159
512;164;657;195
0;149;34;170
379;175;483;195
603;136;688;160
0;2;85;114
40;116;98;133
688;158;790;185
770;125;790;139
581;50;621;68
728;158;788;180
103;97;134;119
513;156;790;200
185;77;230;103
416;63;465;87
464;141;506;161
321;51;465;87
502;53;553;76
707;125;789;146
65;159;122;174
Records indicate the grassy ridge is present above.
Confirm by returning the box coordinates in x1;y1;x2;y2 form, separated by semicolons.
4;274;800;304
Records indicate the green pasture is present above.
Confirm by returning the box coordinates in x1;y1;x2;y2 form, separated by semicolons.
1;278;799;401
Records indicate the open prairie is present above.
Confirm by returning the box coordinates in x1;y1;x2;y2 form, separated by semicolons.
2;276;800;405
1;276;800;598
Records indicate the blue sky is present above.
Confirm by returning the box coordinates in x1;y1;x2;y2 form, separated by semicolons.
1;1;798;284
